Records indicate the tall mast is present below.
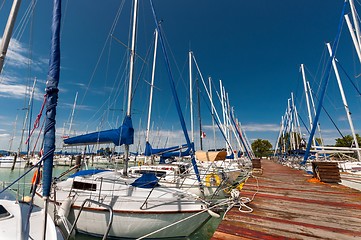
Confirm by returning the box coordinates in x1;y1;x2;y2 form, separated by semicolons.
68;92;78;137
124;0;138;175
291;92;297;150
15;78;36;166
189;51;194;143
209;77;216;150
345;14;361;65
301;64;316;146
0;0;22;74
307;81;323;146
9;115;18;152
146;29;158;143
349;0;361;51
327;42;361;160
196;78;203;150
274;116;284;156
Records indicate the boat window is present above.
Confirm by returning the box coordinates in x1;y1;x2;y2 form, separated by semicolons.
0;205;10;218
72;181;96;191
134;170;166;178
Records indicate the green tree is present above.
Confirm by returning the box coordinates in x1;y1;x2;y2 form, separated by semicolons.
251;139;273;157
335;134;361;147
315;137;323;146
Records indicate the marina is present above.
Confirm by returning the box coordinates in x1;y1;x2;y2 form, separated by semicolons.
1;0;361;239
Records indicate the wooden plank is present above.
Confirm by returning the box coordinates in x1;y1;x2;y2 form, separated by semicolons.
212;159;361;240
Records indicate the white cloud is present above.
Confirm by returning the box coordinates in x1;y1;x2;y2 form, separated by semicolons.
60;102;93;111
0;39;46;100
242;123;280;132
3;39;44;72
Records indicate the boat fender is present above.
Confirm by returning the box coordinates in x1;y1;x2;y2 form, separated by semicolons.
29;169;42;193
204;173;221;187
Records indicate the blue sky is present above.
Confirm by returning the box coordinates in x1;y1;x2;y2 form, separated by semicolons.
0;0;360;153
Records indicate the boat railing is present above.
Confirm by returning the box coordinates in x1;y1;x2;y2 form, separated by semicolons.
67;198;113;240
1;181;33;199
140;186;156;210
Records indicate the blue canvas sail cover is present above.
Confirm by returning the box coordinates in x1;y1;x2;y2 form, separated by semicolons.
131;173;160;188
64;116;134;146
144;141;188;156
42;0;61;198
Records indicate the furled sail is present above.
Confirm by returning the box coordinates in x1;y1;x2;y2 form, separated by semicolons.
63;116;134;146
42;0;61;198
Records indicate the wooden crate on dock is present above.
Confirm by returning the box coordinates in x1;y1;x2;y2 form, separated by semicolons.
312;161;341;183
252;158;262;174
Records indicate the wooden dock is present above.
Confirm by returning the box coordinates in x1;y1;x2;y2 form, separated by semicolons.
212;159;361;240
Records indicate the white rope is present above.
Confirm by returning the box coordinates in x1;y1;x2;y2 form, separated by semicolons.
222;174;259;219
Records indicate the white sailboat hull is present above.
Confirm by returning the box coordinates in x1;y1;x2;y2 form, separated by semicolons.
35;171;218;239
0;156;26;168
72;208;210;238
0;199;64;240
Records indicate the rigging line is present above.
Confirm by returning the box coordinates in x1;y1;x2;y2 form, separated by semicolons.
80;0;125;105
130;32;153;105
315;46;329;97
160;24;188;92
200;89;232;150
303;0;347;164
111;35;147;64
16;1;38;41
335;58;361;95
0;0;4;11
297;112;310;134
60;0;69;37
309;88;345;139
13;0;36;39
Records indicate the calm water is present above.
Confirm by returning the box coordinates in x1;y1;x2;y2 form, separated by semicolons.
0;165;221;239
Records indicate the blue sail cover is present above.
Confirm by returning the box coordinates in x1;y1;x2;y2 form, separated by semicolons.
64;116;134;146
144;141;188;156
131;173;160;188
42;0;61;198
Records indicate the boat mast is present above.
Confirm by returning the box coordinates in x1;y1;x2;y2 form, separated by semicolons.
68;91;78;137
300;64;316;147
327;42;361;161
307;81;324;147
274;116;284;156
208;77;216;150
196;78;203;150
290;93;297;150
9;114;18;153
0;0;22;74
345;14;361;64
189;51;194;143
146;29;158;144
124;0;138;175
12;78;36;170
349;0;361;52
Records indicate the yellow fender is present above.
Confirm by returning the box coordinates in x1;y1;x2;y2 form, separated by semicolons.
204;173;221;187
224;177;248;194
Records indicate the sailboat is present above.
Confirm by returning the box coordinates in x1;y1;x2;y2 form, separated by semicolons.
0;0;65;239
34;0;223;239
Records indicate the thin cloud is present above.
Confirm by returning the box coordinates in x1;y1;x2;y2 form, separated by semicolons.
242;123;280;132
4;39;44;72
0;133;10;138
59;102;93;111
0;39;47;100
0;81;44;101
